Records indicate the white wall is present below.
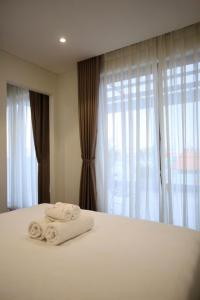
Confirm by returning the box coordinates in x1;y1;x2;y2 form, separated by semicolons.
0;50;57;212
54;66;81;205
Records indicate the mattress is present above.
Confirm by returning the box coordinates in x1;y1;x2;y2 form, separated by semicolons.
0;204;200;300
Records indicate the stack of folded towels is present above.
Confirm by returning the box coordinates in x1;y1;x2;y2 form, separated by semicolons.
28;202;94;245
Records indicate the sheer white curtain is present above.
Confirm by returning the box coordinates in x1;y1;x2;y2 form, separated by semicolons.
96;23;200;230
158;24;200;229
7;84;38;209
96;39;161;221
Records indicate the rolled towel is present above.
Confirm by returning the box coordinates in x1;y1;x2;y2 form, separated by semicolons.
45;203;80;222
44;215;94;245
28;219;49;240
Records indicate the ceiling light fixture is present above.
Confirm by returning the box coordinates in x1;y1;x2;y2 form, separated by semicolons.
59;37;66;44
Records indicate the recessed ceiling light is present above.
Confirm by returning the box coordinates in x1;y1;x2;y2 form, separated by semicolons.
59;37;66;44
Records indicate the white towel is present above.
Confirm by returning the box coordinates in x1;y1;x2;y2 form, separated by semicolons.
55;203;80;220
45;203;80;222
28;219;49;240
44;215;94;245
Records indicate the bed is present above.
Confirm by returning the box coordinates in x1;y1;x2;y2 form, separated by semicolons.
0;204;200;300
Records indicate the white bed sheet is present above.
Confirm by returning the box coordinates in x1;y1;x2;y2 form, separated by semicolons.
0;204;200;300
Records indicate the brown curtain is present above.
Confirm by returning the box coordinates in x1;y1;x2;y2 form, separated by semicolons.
29;91;50;204
78;56;101;210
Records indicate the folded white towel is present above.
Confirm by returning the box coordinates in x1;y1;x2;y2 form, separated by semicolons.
44;215;94;245
28;219;49;240
45;203;80;222
55;203;80;220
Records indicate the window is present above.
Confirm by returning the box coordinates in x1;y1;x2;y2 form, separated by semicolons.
96;24;200;230
7;84;38;209
103;74;160;219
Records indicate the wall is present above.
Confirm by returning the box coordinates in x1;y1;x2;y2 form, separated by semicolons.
0;50;57;212
54;66;81;205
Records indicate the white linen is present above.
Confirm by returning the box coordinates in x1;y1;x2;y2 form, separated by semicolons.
45;215;94;245
7;84;38;209
45;203;80;222
0;204;200;300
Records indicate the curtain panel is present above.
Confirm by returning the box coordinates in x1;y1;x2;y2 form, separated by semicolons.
158;23;200;229
96;23;200;230
78;56;101;210
96;39;161;220
29;91;50;204
7;84;38;208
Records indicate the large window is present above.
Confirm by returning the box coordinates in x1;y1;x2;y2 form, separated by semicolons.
96;24;200;230
7;84;38;209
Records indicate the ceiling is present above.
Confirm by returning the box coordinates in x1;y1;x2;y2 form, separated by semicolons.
0;0;200;74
